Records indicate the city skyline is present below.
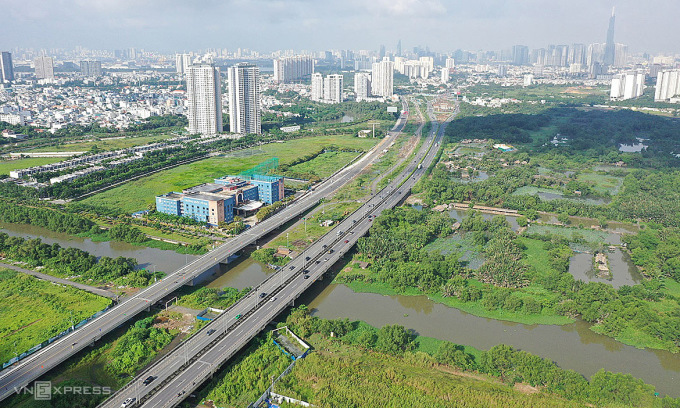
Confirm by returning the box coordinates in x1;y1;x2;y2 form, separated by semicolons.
3;1;680;55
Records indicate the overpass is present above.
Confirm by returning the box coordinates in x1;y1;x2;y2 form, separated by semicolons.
99;101;456;408
0;99;411;403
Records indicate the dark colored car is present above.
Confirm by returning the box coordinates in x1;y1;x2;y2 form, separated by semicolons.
259;292;266;298
143;376;155;386
303;275;310;279
207;329;216;336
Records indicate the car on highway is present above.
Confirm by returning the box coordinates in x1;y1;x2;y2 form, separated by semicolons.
270;297;277;302
305;256;310;261
121;397;136;407
235;314;241;319
303;274;310;279
315;260;320;264
259;292;266;299
143;376;155;386
344;240;349;243
207;329;216;336
322;244;327;249
328;249;334;254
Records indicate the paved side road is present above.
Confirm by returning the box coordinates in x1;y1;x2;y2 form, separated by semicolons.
0;261;118;299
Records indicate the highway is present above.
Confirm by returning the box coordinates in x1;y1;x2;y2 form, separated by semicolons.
98;100;455;408
0;99;411;404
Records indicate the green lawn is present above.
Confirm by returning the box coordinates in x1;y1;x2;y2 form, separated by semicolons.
0;269;112;363
30;133;176;153
284;151;360;179
78;134;378;214
0;157;65;176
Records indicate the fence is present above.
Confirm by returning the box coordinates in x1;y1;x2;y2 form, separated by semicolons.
1;305;110;370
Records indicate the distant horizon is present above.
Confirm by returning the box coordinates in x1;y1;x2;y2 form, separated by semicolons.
3;0;680;55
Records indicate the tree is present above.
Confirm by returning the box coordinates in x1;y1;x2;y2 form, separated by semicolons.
376;324;414;355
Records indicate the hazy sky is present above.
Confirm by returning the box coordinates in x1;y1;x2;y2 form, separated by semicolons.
3;0;679;54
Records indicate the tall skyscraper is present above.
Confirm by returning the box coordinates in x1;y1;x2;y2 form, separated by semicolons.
379;45;386;59
603;7;616;66
311;73;324;102
228;63;261;135
396;40;402;57
0;52;13;82
355;73;371;101
80;60;102;77
445;57;456;69
186;62;223;135
372;59;394;98
273;55;314;83
175;54;193;75
323;74;343;104
655;70;680;102
33;56;54;80
512;45;529;65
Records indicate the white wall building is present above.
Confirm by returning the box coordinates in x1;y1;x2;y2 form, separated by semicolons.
610;71;645;100
228;63;261;135
655;69;680;102
273;55;314;83
175;54;193;75
355;72;371;101
323;74;343;104
440;68;450;84
445;57;456;69
186;63;223;135
311;72;324;102
372;59;394;98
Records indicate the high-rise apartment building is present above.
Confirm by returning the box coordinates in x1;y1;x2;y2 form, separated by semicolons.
355;73;371;101
0;52;13;82
445;58;455;69
371;59;394;98
323;74;343;104
441;68;450;84
228;63;261;135
610;71;645;100
655;70;680;102
186;63;223;135
34;56;54;80
175;54;193;75
273;55;314;83
311;73;324;102
80;60;102;77
614;44;628;67
512;45;529;65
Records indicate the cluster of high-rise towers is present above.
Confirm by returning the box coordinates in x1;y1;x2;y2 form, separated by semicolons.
177;54;261;136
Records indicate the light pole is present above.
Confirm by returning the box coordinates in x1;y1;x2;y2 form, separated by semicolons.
286;233;289;247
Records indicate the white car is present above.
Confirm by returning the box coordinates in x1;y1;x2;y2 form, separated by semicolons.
121;397;136;408
270;297;277;302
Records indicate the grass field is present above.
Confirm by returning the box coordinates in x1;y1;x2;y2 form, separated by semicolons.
512;186;564;196
576;172;624;195
0;269;111;363
30;133;176;153
78;134;378;214
284;151;360;179
276;332;583;408
0;157;65;176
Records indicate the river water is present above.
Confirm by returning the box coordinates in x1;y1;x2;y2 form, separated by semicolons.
3;222;678;397
0;222;198;273
206;255;679;397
